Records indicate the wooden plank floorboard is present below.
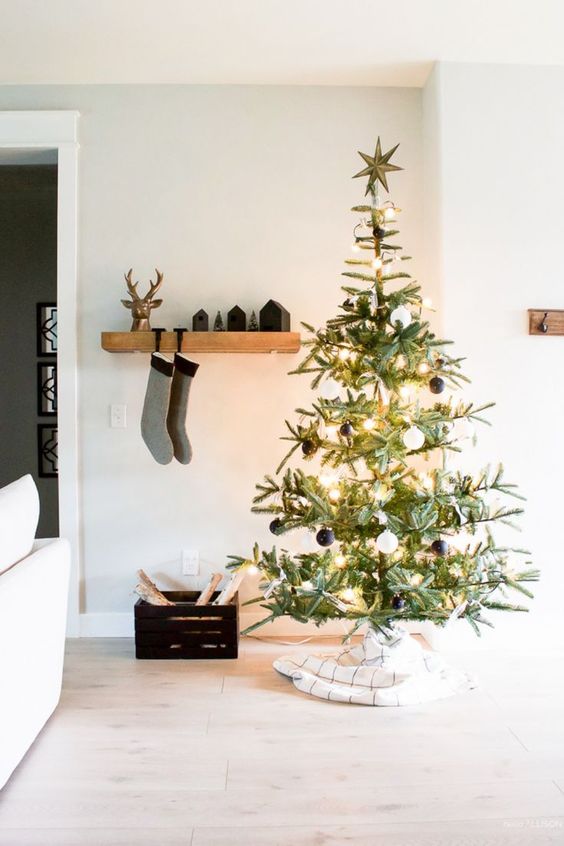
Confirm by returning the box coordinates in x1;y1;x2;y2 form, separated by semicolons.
191;819;564;846
1;781;563;829
0;829;192;845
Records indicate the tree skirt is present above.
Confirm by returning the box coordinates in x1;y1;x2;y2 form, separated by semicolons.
273;625;476;706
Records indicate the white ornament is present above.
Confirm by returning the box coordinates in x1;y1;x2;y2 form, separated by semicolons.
376;529;399;554
377;382;390;406
402;425;425;450
320;378;340;400
390;305;412;329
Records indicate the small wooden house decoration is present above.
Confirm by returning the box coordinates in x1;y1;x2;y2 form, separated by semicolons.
192;309;209;331
228;305;246;331
259;300;290;332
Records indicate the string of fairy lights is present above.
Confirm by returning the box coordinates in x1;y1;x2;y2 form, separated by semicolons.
262;187;458;605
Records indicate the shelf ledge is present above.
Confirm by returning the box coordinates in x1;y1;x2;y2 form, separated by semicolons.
101;331;301;354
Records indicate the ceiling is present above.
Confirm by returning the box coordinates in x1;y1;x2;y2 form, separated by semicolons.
0;0;563;87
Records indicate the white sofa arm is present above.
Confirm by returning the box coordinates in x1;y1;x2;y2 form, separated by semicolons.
0;537;70;789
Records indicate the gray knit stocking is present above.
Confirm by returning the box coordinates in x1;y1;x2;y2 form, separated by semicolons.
141;353;174;465
166;354;199;465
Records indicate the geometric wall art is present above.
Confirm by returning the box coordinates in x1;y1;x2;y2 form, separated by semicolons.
37;362;57;416
36;302;57;357
37;424;58;478
36;301;58;478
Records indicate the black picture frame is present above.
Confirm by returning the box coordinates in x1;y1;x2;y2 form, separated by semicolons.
36;302;57;357
37;362;57;417
37;424;58;478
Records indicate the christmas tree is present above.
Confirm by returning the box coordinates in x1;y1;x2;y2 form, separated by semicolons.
230;139;538;639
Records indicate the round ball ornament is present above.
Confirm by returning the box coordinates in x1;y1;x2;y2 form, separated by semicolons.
320;378;340;400
269;519;283;535
301;439;317;456
389;305;412;329
340;421;354;437
316;527;335;547
402;425;425;451
373;226;387;239
375;529;399;555
429;376;446;395
431;539;449;556
391;594;405;610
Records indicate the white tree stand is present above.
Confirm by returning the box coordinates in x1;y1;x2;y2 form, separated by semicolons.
274;625;476;706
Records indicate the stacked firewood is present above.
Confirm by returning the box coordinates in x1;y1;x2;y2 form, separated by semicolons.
134;569;244;606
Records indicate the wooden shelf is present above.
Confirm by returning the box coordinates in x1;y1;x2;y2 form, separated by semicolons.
101;331;301;354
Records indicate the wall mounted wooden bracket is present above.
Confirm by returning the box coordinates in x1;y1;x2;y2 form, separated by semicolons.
528;309;564;336
101;330;301;354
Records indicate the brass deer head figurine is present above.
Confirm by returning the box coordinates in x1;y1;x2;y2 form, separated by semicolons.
121;268;164;331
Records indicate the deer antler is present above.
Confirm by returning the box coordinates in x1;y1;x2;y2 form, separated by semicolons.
147;268;163;299
124;268;140;301
121;267;164;331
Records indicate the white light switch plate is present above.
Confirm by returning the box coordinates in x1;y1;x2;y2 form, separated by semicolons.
182;549;200;576
110;404;127;428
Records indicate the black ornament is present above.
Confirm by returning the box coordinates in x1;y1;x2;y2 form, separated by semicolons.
429;376;446;395
343;298;353;310
316;527;335;547
391;594;405;610
431;539;449;556
192;309;209;332
340;421;354;437
373;226;387;239
269;519;283;535
259;299;291;332
301;439;317;456
227;305;246;331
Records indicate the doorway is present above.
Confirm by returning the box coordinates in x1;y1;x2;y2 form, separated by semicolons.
0;150;59;536
0;111;79;635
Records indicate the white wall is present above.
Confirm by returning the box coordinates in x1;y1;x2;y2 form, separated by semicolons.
1;73;556;645
423;63;564;646
0;85;423;633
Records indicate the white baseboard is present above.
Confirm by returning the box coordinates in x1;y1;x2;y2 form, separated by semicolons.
77;609;556;651
77;611;426;639
79;613;133;637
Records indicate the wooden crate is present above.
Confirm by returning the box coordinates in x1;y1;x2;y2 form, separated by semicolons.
134;591;239;659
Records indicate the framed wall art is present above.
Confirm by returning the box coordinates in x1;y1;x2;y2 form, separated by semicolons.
37;424;58;478
36;302;57;357
37;362;57;416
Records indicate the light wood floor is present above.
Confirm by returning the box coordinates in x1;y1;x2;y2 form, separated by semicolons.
1;636;564;845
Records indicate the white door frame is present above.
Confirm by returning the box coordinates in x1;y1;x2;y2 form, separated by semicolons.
0;111;80;636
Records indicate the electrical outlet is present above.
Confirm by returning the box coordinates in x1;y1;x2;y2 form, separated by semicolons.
182;549;199;576
110;404;127;428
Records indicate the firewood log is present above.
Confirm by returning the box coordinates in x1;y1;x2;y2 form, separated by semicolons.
135;569;173;605
195;573;223;606
215;571;245;605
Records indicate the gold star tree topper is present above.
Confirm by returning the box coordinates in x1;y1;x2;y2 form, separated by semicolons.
353;137;403;194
